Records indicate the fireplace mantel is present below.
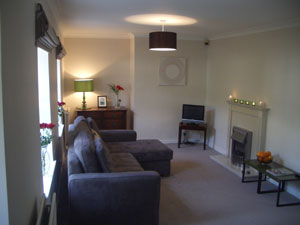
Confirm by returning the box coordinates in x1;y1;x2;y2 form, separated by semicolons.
227;100;269;159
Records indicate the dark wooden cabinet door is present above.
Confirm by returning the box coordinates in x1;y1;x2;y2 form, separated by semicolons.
76;107;127;130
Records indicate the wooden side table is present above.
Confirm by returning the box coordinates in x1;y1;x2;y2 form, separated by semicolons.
178;122;207;149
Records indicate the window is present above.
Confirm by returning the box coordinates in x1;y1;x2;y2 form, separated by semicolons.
57;60;62;102
37;47;56;196
57;59;63;136
0;19;9;223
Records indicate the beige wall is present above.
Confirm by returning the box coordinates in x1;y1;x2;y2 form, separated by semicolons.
1;0;60;224
206;27;300;197
63;38;131;122
129;36;135;128
133;38;207;142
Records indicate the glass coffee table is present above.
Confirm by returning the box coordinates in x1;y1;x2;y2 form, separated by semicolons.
242;159;300;207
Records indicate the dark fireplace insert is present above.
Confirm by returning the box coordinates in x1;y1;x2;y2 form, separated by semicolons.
231;126;252;166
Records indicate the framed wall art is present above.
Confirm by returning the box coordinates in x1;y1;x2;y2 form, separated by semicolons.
159;57;186;86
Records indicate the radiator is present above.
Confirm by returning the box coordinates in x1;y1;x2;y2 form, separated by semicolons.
63;111;69;148
36;193;57;225
48;193;57;225
36;194;46;225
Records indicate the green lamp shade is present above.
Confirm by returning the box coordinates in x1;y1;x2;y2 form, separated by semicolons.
74;79;94;92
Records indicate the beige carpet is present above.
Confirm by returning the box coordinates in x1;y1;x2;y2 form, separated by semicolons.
160;144;300;225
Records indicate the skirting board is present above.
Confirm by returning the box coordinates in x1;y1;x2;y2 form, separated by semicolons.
160;139;178;144
210;144;227;155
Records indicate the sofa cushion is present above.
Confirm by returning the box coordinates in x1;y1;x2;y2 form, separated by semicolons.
87;117;101;135
91;128;100;139
87;117;137;142
67;145;84;176
69;117;92;145
109;153;144;172
74;130;100;173
106;139;173;162
98;130;137;142
94;137;111;172
74;115;86;126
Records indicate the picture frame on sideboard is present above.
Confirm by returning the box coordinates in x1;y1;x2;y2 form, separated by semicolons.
98;96;107;108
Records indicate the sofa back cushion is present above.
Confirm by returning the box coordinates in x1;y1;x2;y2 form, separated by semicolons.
87;117;101;135
68;116;91;145
94;137;111;172
74;130;100;173
67;145;84;176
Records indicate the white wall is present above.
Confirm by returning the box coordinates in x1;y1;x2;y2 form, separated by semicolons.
133;38;207;143
63;38;131;122
1;0;60;224
206;27;300;197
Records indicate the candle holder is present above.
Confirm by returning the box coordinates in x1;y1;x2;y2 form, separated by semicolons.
234;99;238;103
240;100;244;104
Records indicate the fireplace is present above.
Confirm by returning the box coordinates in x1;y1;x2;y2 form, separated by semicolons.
209;100;268;178
231;126;252;167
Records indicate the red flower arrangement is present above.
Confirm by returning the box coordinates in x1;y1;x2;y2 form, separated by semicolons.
40;123;55;147
58;101;66;117
40;123;55;129
58;101;65;106
108;84;124;107
116;85;124;91
109;84;125;95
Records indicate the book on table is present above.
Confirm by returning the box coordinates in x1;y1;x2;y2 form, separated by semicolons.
266;168;294;177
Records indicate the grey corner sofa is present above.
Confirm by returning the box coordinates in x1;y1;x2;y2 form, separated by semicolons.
67;116;173;225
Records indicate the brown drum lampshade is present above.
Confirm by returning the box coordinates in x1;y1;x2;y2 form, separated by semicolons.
149;31;177;51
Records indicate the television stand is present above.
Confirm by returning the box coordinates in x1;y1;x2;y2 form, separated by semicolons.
178;122;207;150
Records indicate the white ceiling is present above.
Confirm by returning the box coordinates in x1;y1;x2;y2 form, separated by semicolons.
53;0;300;40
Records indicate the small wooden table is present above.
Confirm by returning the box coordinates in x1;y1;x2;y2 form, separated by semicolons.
178;122;207;149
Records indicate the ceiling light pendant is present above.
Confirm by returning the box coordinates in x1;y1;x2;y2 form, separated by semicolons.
149;20;177;51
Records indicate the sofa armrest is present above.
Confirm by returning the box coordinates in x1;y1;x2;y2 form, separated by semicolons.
69;171;160;225
99;130;137;142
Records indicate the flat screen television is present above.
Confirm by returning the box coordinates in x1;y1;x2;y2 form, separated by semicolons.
182;104;205;123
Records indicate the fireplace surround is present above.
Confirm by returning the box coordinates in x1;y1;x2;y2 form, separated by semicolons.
227;100;269;160
210;100;269;177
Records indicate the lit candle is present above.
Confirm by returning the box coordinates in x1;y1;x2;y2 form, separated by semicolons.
229;95;233;99
245;101;250;105
234;99;238;103
240;100;244;104
252;101;256;106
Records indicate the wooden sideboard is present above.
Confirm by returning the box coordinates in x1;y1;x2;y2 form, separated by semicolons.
76;107;127;130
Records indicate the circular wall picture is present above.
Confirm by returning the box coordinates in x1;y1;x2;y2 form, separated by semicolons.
159;57;186;85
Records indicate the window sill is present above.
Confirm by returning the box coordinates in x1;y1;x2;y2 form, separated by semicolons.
43;160;56;197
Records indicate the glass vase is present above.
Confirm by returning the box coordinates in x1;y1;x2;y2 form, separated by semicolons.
116;94;121;108
41;146;50;176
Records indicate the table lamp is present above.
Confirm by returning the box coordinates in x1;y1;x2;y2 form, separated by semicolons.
74;79;94;110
